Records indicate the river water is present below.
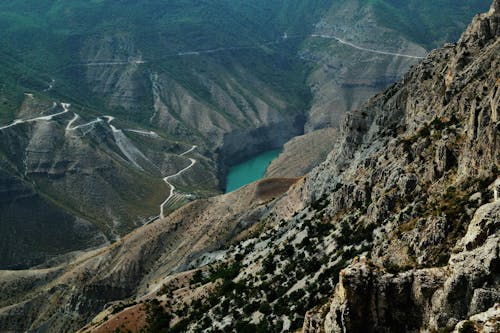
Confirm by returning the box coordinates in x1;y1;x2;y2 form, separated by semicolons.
225;149;281;193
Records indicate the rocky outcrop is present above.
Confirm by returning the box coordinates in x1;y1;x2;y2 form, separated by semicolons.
311;202;499;333
454;304;500;333
265;128;338;178
301;1;500;331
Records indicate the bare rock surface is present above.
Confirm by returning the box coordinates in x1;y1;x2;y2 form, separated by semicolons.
266;128;338;178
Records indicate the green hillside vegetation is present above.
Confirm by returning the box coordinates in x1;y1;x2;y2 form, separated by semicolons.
0;0;490;124
0;0;331;125
370;0;491;48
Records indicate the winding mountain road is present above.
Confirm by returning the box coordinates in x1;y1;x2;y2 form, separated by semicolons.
66;112;198;220
82;60;146;66
64;111;198;220
0;102;71;131
125;129;159;137
310;34;425;59
160;145;197;219
0;96;199;224
65;114;103;131
76;32;425;68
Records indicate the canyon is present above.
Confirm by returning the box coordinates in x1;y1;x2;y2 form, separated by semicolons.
0;0;489;269
0;1;498;332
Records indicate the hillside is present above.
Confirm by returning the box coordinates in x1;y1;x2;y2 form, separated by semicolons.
0;1;498;332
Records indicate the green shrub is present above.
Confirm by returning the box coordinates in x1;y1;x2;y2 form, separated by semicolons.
258;301;272;314
459;321;477;333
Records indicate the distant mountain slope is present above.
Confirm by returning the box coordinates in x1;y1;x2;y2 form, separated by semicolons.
302;0;491;130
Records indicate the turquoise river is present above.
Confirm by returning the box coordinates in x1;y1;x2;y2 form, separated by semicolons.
225;149;281;193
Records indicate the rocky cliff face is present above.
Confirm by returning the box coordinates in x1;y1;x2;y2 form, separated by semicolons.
301;1;500;331
304;202;499;332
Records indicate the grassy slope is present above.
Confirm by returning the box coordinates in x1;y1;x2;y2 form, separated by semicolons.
0;1;329;124
0;0;490;123
370;0;491;49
